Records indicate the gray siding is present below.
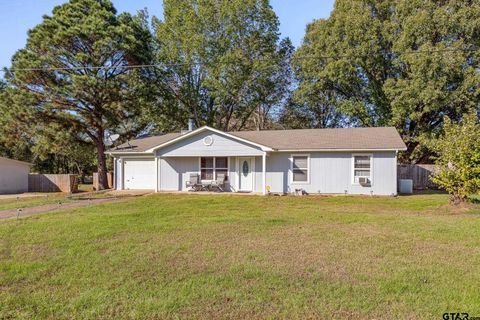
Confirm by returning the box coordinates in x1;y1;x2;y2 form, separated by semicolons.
228;158;237;192
157;131;264;157
113;151;398;195
265;153;289;193
265;151;397;195
254;156;263;193
159;157;198;191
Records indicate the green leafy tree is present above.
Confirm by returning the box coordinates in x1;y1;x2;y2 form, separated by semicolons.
5;0;154;189
294;0;480;162
431;113;480;204
0;86;96;175
0;86;36;161
153;0;292;131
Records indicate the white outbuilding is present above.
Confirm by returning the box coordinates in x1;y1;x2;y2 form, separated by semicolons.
0;157;32;194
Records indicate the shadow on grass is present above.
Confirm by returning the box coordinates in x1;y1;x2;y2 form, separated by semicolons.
468;194;480;204
413;189;447;195
397;189;447;197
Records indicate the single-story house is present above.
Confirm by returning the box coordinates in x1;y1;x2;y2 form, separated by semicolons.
0;156;32;194
107;126;407;196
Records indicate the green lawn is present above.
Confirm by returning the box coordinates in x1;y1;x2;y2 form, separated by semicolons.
0;193;72;211
1;194;479;319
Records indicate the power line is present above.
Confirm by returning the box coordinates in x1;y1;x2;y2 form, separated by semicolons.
1;47;478;74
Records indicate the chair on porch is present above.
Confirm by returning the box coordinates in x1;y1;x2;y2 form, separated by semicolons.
186;173;201;191
210;173;227;192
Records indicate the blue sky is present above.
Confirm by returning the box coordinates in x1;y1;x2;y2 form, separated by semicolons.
0;0;334;69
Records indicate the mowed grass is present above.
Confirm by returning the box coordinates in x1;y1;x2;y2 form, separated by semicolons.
1;194;479;319
0;193;72;211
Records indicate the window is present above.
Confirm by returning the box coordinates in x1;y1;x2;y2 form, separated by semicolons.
215;157;228;180
200;157;214;180
200;157;228;180
353;155;372;184
291;155;309;183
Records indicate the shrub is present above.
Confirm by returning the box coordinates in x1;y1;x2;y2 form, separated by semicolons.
431;113;480;204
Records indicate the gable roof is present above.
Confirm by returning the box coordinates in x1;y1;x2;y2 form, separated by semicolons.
108;133;182;153
143;126;274;153
108;126;406;154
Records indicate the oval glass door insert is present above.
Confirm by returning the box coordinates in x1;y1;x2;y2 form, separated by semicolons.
242;160;249;177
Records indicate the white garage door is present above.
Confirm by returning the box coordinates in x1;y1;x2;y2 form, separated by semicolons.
123;159;156;190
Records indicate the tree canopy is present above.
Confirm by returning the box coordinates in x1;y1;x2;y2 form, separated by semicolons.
4;0;154;187
1;0;479;174
293;0;480;162
152;0;293;131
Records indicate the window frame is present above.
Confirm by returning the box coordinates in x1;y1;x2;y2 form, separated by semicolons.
351;153;373;185
199;157;229;181
290;154;310;184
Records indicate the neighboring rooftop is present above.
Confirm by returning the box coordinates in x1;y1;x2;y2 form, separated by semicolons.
0;156;32;166
109;126;406;153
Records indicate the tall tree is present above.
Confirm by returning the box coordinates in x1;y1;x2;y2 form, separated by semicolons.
5;0;154;188
294;0;480;162
0;86;35;162
0;86;97;175
153;0;292;131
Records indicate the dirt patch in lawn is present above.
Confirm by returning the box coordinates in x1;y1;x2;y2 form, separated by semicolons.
0;198;124;220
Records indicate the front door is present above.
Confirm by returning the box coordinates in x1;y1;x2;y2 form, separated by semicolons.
238;157;253;192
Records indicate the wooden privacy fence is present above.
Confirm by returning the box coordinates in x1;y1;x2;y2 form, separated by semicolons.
397;164;438;190
28;174;78;193
93;172;113;191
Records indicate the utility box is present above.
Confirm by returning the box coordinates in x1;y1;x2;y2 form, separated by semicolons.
399;179;413;194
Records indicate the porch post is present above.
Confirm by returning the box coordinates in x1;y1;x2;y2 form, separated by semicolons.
155;157;159;192
262;152;267;195
112;157;116;190
120;158;124;190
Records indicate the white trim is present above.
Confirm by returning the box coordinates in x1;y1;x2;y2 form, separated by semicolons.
198;156;230;182
235;157;239;191
144;126;274;153
237;157;255;192
278;148;405;152
351;153;374;186
394;151;398;195
289;154;310;184
119;156;156;160
161;154;261;158
227;156;231;187
113;157;116;190
262;152;267;195
203;135;214;146
108;148;406;156
158;157;163;191
120;158;124;190
106;151;154;155
154;157;159;192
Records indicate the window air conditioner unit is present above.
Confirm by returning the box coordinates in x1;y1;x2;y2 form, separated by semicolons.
359;177;369;186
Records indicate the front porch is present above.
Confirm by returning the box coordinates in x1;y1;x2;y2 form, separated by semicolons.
156;155;267;195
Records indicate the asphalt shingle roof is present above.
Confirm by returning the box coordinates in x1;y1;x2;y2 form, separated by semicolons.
109;127;406;153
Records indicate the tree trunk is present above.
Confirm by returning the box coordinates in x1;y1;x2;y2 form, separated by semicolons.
96;128;109;190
